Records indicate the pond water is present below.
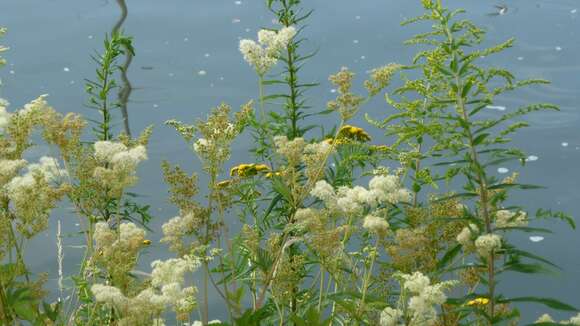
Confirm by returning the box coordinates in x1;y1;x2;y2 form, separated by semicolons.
1;0;579;323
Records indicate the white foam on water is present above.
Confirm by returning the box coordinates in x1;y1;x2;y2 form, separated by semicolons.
555;46;562;51
198;70;207;76
63;67;70;72
571;9;577;14
562;142;569;147
353;39;359;44
529;236;544;242
330;88;337;93
497;167;509;174
235;0;242;5
526;155;539;162
517;56;524;61
232;18;241;24
486;105;506;111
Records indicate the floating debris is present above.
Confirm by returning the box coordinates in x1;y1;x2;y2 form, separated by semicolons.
526;155;539;162
571;9;578;14
497;167;509;174
63;67;70;72
330;88;337;93
488;4;508;16
529;236;544;243
562;142;569;147
234;0;242;4
486;105;506;111
517;56;524;61
9;70;14;75
198;70;207;76
555;46;562;51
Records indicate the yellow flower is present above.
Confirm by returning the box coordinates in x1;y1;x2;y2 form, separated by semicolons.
265;171;282;178
230;163;271;177
142;239;152;246
466;297;489;306
338;125;371;142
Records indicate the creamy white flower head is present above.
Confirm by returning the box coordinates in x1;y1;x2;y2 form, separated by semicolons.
119;222;146;246
475;233;502;257
408;295;436;322
94;141;128;162
91;284;127;306
380;307;402;326
310;180;335;202
456;223;478;247
111;145;147;169
495;209;527;228
94;222;116;247
18;94;49;116
535;313;555;323
193;138;210;154
363;215;390;234
402;272;431;294
239;26;296;75
0;103;10;131
0;159;27;184
150;256;200;287
567;313;580;325
27;156;68;181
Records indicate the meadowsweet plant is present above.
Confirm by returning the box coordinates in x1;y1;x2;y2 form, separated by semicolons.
1;0;577;325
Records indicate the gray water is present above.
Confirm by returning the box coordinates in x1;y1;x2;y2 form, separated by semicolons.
1;0;579;323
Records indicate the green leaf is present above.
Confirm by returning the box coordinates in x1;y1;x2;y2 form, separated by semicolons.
498;297;578;312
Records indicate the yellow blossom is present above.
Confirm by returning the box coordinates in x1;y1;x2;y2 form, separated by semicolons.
230;163;271;177
143;239;152;246
338;125;371;142
466;297;489;306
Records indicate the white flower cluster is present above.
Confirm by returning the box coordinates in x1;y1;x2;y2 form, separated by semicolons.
91;255;201;324
149;256;201;314
310;173;410;214
94;221;146;251
456;223;479;247
0;99;10;131
94;141;147;170
369;174;412;204
535;312;580;325
363;214;390;234
0;159;27;185
474;233;502;257
239;26;296;75
379;307;403;326
5;156;67;201
380;272;456;326
406;272;456;326
495;209;527;228
161;212;199;253
92;141;147;195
